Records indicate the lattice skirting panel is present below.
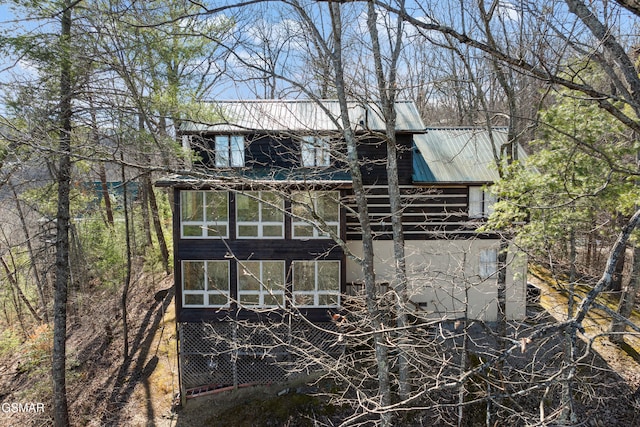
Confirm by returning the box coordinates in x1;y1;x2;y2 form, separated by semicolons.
178;320;342;392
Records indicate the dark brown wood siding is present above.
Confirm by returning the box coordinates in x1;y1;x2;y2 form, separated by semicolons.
344;185;495;240
173;187;348;323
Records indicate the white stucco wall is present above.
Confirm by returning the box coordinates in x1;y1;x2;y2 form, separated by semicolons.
345;239;527;321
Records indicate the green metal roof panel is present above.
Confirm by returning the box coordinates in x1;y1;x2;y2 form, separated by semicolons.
181;100;425;133
413;127;526;183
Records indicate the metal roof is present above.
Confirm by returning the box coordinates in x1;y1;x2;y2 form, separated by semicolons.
413;127;527;183
181;100;425;133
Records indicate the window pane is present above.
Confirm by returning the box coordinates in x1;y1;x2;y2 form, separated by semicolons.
294;224;313;237
206;224;227;237
237;192;259;221
206;192;228;221
207;293;228;306
207;261;229;291
292;192;312;219
263;225;283;237
294;294;312;306
301;137;330;167
215;136;230;167
181;192;203;221
318;262;339;291
316;139;331;166
183;225;203;237
301;137;315;167
318;192;339;221
261;192;283;222
240;294;259;305
263;261;284;290
238;225;258;237
293;262;315;291
183;262;205;290
264;294;284;306
479;249;498;279
230;136;245;167
239;262;260;290
486;192;497;216
318;294;338;306
469;187;483;218
185;294;204;305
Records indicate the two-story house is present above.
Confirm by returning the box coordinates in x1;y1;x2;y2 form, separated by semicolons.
156;100;527;397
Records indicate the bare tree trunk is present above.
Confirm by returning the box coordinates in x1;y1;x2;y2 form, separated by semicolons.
365;0;410;401
560;229;578;423
121;157;132;360
0;256;41;323
496;240;509;340
609;243;640;343
328;3;390;423
610;214;627;291
52;3;72;425
145;174;170;274
89;94;114;227
10;182;48;322
98;163;114;227
138;116;153;249
7;275;26;337
140;173;153;248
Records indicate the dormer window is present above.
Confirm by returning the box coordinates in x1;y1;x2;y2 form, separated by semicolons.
301;136;330;167
215;135;245;167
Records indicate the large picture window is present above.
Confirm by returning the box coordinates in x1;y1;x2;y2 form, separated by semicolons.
301;136;330;167
215;135;245;167
180;191;229;238
292;260;340;307
469;186;497;219
291;191;339;238
237;260;285;307
236;191;284;238
182;260;230;307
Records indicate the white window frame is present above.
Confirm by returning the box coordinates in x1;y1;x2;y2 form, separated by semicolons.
469;186;497;219
292;260;341;308
479;248;498;279
237;260;285;307
215;135;245;167
291;191;340;239
182;260;230;307
180;191;229;239
301;136;330;167
236;191;284;239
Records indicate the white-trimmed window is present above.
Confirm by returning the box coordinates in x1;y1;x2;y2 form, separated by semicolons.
292;191;339;238
469;186;497;219
237;260;285;307
292;260;340;307
182;260;230;307
181;191;228;238
215;135;245;167
301;136;330;167
236;191;284;238
479;248;498;279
